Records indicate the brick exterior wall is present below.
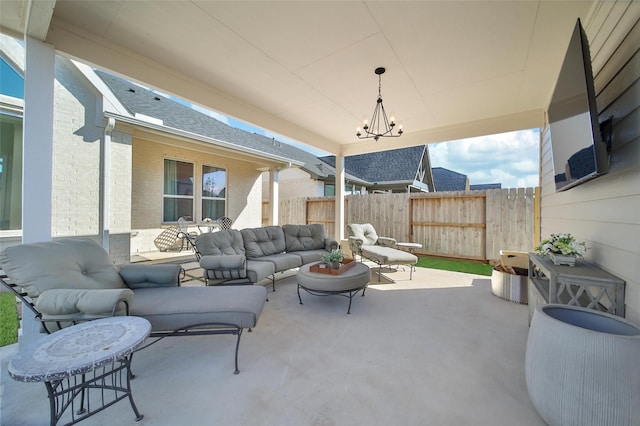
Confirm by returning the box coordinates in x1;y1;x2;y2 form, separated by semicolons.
130;137;264;253
261;168;324;200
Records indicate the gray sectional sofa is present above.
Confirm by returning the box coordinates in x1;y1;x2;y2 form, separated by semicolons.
196;224;338;289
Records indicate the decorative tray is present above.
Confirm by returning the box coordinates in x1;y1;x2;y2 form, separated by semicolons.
309;258;356;275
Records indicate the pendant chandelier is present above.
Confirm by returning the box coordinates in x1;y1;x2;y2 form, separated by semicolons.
356;67;403;141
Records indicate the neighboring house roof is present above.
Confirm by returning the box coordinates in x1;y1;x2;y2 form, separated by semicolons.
319;145;429;189
432;167;468;191
470;183;502;190
96;70;344;179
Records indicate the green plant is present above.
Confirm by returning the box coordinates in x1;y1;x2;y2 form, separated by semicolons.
535;233;587;257
321;249;344;264
0;292;19;347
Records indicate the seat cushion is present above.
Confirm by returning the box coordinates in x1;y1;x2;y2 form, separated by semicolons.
0;237;126;298
361;246;418;265
283;224;326;252
245;260;276;284
252;253;302;272
347;223;379;246
241;226;286;258
288;249;329;265
131;286;267;330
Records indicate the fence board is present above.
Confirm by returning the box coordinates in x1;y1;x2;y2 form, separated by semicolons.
265;187;538;261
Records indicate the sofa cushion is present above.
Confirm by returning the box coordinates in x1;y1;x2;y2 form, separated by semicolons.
251;253;302;272
35;288;133;316
288;249;329;265
245;260;276;284
241;226;286;258
283;224;326;252
347;223;379;246
195;230;245;256
0;237;126;298
131;286;267;330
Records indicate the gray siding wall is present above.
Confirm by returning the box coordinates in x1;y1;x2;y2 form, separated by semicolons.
540;2;640;323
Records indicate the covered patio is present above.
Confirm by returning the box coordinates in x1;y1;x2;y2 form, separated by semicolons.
1;264;542;425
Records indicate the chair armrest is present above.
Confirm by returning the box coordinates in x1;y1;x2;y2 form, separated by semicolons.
35;288;133;316
200;255;247;282
377;237;397;248
348;236;364;255
325;238;339;252
120;264;182;289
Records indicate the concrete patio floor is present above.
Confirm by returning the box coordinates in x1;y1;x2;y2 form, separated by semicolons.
1;260;544;425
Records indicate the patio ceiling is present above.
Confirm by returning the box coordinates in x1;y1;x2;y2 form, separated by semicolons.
1;0;596;156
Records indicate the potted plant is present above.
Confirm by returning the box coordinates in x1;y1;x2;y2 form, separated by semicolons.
535;233;586;266
321;249;344;269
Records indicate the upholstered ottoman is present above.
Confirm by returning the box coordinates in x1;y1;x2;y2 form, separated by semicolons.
361;246;418;281
296;262;370;314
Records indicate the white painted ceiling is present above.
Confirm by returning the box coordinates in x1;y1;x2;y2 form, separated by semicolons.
1;0;596;155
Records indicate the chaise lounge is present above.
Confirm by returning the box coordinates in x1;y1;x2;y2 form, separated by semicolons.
0;237;267;374
347;223;418;281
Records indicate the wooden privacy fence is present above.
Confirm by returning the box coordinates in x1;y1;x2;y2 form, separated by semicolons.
263;187;540;261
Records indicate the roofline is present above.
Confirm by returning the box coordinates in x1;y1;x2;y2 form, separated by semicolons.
104;112;304;167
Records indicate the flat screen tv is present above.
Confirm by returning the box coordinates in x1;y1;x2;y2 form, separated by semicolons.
548;18;609;192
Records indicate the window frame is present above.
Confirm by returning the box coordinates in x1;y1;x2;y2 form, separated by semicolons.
201;164;227;221
162;158;195;223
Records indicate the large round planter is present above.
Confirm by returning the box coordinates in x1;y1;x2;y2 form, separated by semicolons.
525;304;640;426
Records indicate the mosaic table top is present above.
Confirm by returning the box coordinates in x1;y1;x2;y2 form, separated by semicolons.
9;316;151;383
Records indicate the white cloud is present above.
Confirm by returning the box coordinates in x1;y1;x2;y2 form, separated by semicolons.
429;129;540;188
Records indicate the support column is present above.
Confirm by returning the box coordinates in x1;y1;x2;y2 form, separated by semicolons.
21;36;55;345
269;167;279;225
335;154;345;242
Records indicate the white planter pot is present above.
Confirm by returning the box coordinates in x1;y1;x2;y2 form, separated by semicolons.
549;252;576;266
525;305;640;426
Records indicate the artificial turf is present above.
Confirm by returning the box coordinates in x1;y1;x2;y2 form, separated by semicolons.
416;256;493;276
0;292;19;347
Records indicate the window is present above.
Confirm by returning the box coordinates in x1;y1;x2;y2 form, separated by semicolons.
202;165;226;220
0;58;24;99
324;183;335;196
0;114;23;230
163;159;194;222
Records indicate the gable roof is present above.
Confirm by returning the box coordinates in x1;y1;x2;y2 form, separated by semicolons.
432;167;468;192
96;70;340;179
319;145;426;184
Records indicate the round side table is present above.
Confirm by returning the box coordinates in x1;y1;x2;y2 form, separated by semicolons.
9;316;151;426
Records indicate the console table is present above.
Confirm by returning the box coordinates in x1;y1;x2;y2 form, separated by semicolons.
528;253;625;323
8;316;151;426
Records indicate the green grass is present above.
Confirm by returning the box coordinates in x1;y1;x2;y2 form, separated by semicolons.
0;292;19;347
416;256;493;276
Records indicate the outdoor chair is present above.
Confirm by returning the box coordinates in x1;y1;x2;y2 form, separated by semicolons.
347;223;398;260
153;226;184;252
178;216;200;255
347;223;417;281
217;216;233;230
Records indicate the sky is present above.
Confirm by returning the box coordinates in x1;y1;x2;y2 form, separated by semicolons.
428;129;540;188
